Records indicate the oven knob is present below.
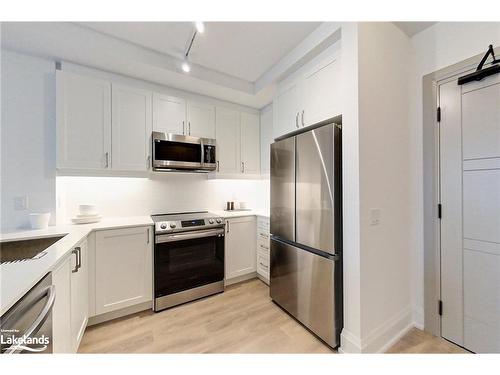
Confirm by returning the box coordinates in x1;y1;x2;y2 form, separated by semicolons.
160;223;167;229
216;218;222;224
170;223;177;228
208;219;214;224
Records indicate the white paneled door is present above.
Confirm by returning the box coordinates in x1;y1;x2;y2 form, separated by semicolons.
440;73;500;353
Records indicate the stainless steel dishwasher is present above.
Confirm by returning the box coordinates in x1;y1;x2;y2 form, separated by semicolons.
0;273;55;354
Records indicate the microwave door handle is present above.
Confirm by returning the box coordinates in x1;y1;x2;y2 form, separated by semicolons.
201;140;205;165
3;285;56;354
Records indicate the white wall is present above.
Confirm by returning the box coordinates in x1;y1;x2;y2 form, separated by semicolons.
411;22;500;328
56;175;268;222
357;22;413;352
1;50;57;230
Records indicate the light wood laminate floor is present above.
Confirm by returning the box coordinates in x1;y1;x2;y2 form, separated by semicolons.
79;279;467;354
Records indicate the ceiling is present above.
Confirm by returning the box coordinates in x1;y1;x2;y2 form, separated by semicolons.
80;22;321;82
393;22;437;37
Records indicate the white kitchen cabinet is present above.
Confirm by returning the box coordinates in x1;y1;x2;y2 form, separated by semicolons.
225;216;256;280
240;112;260;175
272;51;341;139
302;55;341;127
52;256;72;353
52;238;89;354
260;105;273;175
256;217;270;284
70;238;89;352
95;226;152;314
273;82;300;139
56;71;111;170
187;101;216;139
153;93;186;135
111;85;152;171
215;107;241;173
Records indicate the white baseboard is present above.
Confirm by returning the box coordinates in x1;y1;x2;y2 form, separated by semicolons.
340;305;415;353
224;272;257;286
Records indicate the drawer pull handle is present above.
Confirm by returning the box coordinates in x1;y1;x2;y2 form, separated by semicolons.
259;244;269;250
259;262;269;269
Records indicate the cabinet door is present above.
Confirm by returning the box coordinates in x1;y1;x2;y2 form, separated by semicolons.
52;256;72;353
95;226;152;314
260;105;273;175
187;101;216;139
240;112;260;174
302;55;341;126
215;107;240;173
112;85;152;171
273;83;299;139
70;238;89;352
225;217;256;280
153;93;186;135
56;71;111;170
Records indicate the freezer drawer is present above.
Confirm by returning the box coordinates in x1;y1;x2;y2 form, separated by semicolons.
270;238;342;347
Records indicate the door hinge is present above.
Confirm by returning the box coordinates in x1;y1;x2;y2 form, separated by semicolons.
438;300;443;316
438;203;442;219
437;107;441;122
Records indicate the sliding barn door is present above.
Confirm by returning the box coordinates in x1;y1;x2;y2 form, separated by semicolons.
440;73;500;353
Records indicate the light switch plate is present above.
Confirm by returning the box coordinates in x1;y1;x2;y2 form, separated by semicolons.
370;208;381;226
14;195;29;210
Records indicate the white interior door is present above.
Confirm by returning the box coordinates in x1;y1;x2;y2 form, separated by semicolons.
440;73;500;353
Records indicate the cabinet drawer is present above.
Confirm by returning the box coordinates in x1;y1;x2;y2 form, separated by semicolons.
257;216;270;231
257;252;270;278
257;238;270;255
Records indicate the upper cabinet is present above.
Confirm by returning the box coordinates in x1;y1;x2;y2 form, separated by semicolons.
112;84;152;171
56;71;111;170
240;112;260;175
214;107;260;176
187;101;216;139
260;105;273;175
152;93;186;135
273;82;300;140
215;107;241;174
273;52;341;139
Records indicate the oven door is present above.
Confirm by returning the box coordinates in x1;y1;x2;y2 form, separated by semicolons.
153;133;203;170
154;228;225;302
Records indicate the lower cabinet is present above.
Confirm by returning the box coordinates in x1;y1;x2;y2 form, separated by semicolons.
95;226;152;314
225;216;257;281
256;216;270;284
52;238;89;353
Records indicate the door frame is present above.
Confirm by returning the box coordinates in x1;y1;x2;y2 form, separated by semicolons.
422;46;500;337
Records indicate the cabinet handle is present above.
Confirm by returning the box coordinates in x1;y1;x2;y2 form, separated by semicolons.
260;244;269;250
301;110;305;127
71;249;79;273
226;220;230;233
259;262;269;270
182;121;185;135
295;113;299;128
217;160;220;172
241;162;244;173
104;152;109;168
147;155;151;169
147;228;150;244
188;122;191;135
77;246;82;270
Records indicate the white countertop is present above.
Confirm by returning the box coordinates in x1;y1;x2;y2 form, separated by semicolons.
0;216;153;316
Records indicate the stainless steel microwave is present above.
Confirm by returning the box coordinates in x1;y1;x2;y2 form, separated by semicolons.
152;131;217;172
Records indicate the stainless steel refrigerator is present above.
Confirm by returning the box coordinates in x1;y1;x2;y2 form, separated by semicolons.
270;121;342;348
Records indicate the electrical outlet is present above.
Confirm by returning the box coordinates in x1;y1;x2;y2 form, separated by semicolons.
370;208;381;226
14;195;29;211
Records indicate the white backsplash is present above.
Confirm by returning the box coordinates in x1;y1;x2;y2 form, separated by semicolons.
56;174;269;222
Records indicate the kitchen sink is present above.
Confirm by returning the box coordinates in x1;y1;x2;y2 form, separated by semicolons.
0;235;66;265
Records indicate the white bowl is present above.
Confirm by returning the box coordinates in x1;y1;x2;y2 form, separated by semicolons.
78;204;97;216
29;213;51;230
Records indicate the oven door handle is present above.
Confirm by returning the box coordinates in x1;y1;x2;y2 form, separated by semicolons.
155;228;225;243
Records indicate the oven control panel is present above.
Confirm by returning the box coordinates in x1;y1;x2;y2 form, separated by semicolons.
154;216;224;234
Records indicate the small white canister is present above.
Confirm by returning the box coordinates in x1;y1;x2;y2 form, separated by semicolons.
29;213;51;230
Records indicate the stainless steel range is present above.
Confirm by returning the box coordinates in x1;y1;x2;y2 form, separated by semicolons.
151;212;225;312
